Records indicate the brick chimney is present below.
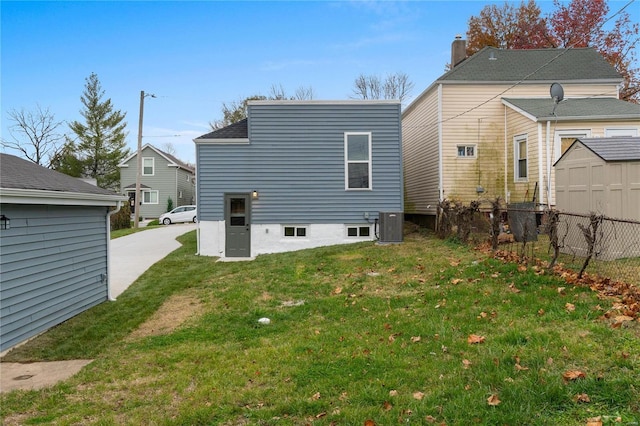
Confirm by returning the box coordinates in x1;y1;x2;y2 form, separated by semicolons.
451;35;467;68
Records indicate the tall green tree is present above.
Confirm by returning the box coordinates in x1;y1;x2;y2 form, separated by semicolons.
62;73;130;190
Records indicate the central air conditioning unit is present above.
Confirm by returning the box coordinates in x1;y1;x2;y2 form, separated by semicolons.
379;212;403;243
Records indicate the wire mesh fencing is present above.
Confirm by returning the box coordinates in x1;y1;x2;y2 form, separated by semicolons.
435;200;640;286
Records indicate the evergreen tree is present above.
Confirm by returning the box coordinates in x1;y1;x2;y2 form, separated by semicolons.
64;73;130;190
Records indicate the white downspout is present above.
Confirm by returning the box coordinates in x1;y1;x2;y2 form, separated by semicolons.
537;122;544;208
438;84;444;201
546;121;552;207
504;106;508;203
107;200;123;301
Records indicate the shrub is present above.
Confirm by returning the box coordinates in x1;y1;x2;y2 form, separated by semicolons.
110;203;132;231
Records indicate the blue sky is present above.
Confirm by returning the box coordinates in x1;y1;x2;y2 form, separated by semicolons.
1;0;631;164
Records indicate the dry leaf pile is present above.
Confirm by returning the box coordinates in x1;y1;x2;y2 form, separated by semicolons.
489;249;640;321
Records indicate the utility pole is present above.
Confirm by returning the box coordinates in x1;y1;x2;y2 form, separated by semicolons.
134;90;155;228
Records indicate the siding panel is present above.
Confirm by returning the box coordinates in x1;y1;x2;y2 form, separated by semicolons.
197;103;403;224
0;204;108;351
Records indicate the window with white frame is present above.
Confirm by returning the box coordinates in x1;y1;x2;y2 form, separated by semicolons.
554;130;590;161
346;225;371;237
283;226;308;237
142;157;154;176
142;190;159;204
345;132;372;190
457;145;476;158
605;128;638;137
514;135;528;181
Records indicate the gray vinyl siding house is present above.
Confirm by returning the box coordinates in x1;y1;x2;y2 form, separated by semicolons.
119;144;195;219
194;100;403;259
0;154;127;352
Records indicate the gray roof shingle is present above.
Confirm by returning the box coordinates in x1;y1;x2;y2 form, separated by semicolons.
441;47;621;83
195;118;248;140
0;153;120;195
503;97;640;121
570;137;640;161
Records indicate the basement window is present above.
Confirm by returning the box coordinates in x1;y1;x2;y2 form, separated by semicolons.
346;226;371;237
283;226;307;237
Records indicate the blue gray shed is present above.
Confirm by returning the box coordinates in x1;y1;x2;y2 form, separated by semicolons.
0;154;127;352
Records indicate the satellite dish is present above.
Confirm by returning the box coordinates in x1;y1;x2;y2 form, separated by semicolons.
550;83;564;103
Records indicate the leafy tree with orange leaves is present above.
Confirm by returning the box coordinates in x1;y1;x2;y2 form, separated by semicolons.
466;0;639;102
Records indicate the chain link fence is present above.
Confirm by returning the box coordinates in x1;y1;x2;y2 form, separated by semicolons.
435;199;640;286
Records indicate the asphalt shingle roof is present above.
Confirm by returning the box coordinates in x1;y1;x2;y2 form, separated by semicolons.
440;47;621;82
0;153;119;195
572;137;640;162
195;118;248;140
503;97;640;120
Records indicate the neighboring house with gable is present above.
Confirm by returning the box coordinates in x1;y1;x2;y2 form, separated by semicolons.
194;100;403;259
0;153;127;352
402;37;640;227
119;144;195;220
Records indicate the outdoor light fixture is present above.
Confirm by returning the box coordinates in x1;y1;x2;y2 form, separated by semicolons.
1;214;10;230
252;190;259;199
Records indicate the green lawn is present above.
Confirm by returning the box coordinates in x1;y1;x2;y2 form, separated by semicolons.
2;231;638;425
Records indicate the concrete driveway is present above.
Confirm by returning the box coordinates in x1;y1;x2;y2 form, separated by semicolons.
109;223;196;299
0;223;197;393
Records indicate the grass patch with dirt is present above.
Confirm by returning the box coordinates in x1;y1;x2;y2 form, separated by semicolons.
1;231;638;425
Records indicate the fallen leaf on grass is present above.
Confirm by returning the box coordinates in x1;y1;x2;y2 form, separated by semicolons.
586;417;602;426
514;357;529;371
557;287;566;295
413;391;425;400
462;359;472;369
311;392;321;400
468;334;485;344
411;336;421;343
383;401;393;411
451;278;463;285
573;393;590;403
613;315;634;324
425;415;437;423
565;303;576;312
364;420;376;426
562;370;586;382
389;390;398;397
332;287;343;295
477;311;488;319
449;259;460;267
487;394;501;406
508;283;521;293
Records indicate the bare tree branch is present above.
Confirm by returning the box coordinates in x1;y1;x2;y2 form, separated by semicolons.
1;104;65;167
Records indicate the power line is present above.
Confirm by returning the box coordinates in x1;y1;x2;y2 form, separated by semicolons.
402;0;636;130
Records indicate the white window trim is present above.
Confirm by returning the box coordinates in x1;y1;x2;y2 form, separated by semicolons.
142;190;159;204
142;157;155;176
553;129;591;162
604;127;638;137
346;225;372;238
344;132;372;191
456;144;477;158
282;225;309;238
514;134;528;182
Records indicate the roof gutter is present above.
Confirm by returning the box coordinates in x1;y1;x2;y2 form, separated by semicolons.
0;188;127;206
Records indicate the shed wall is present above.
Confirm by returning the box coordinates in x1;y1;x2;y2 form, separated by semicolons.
0;204;108;351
